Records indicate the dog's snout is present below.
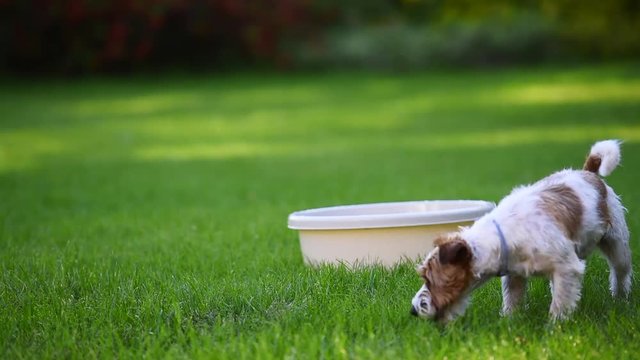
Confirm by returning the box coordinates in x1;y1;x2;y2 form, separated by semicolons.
410;306;418;317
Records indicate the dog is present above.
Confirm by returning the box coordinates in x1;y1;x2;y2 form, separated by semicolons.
411;140;632;323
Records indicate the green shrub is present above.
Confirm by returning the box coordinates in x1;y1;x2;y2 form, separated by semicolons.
294;13;557;70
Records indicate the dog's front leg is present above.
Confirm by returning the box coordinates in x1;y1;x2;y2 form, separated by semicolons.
501;275;527;316
549;260;585;321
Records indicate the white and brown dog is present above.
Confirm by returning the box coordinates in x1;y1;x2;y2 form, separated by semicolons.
411;140;632;322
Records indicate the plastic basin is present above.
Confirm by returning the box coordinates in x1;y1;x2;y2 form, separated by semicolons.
288;200;495;267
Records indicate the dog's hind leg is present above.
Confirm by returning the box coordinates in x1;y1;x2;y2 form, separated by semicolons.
501;275;527;316
549;253;585;321
598;197;632;298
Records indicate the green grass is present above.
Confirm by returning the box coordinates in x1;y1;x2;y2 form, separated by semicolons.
2;63;640;358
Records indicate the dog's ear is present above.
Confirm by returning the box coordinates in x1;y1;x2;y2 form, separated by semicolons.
438;240;471;265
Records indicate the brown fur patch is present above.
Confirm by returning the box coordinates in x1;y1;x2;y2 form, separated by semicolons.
539;185;583;241
419;235;473;313
582;171;610;225
583;155;602;173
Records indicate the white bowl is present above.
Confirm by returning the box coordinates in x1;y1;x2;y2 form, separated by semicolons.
288;200;495;267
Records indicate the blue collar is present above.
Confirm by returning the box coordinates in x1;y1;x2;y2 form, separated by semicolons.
492;219;509;277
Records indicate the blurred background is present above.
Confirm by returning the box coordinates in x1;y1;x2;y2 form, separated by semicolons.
1;0;639;75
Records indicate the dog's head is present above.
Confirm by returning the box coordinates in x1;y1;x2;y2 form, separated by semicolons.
411;234;474;322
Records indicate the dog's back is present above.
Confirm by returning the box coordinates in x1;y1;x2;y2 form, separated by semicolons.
492;141;622;258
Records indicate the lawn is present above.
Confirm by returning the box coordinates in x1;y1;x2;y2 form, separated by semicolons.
1;63;640;359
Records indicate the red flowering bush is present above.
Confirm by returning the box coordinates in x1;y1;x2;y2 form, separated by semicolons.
0;0;331;73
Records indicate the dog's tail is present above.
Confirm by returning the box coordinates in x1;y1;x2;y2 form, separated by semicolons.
583;140;622;177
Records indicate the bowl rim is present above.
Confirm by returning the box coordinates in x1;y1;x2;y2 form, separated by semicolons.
287;200;495;230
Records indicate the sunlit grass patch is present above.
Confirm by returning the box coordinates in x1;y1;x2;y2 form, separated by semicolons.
393;124;640;150
0;130;69;172
500;80;640;105
69;92;203;118
134;142;297;161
